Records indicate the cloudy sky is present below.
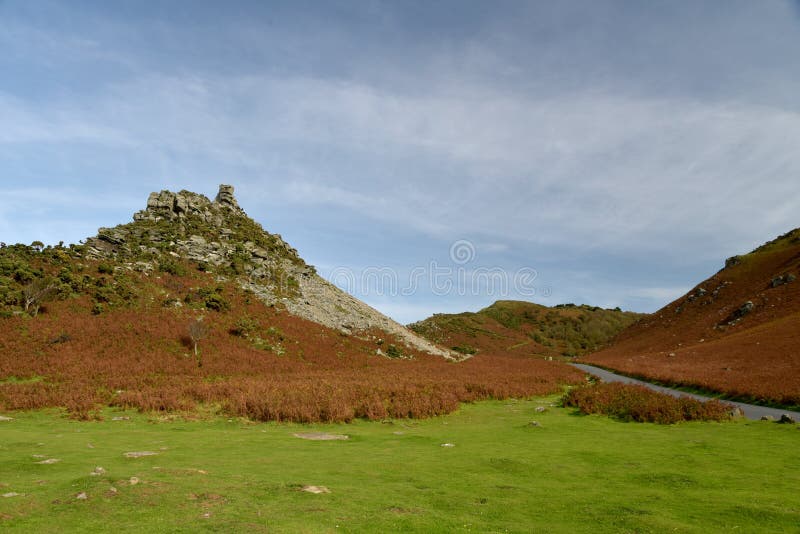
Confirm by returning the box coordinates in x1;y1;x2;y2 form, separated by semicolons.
2;1;799;323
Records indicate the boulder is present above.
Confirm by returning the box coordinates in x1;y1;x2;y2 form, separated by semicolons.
214;184;239;209
770;274;797;288
778;414;797;424
724;255;742;269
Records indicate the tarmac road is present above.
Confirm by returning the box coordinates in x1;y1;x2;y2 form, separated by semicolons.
569;363;800;421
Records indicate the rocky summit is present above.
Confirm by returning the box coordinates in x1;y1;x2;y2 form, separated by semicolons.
85;185;454;359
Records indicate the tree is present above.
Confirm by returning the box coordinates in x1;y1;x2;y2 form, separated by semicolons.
188;318;209;367
22;278;56;316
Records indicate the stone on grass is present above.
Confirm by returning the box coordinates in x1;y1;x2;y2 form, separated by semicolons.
129;477;140;486
124;451;158;458
529;421;541;427
779;414;797;424
89;467;106;476
440;443;455;447
761;415;774;421
292;432;349;441
36;458;60;464
0;416;13;422
301;485;330;494
76;492;88;500
535;406;548;413
2;492;20;498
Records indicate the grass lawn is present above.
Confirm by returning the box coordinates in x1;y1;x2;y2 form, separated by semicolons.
1;398;798;533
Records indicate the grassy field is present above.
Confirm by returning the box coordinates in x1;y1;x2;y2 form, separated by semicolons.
1;400;799;533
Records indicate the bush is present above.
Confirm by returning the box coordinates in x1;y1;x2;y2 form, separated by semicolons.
385;345;404;358
451;345;477;355
159;259;187;277
562;382;733;424
186;286;230;312
231;315;259;338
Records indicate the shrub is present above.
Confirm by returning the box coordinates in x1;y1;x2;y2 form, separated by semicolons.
231;315;259;338
451;345;477;355
97;263;114;275
385;345;404;359
562;382;733;424
187;286;230;312
158;259;187;277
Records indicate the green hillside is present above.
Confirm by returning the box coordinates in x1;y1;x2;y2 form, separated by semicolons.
410;300;644;358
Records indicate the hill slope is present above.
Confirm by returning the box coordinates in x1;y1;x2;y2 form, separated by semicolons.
83;185;452;359
0;185;583;419
584;228;800;407
410;300;644;359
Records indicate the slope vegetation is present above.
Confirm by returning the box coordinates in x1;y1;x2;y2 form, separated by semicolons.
410;300;643;359
585;228;800;407
0;187;583;420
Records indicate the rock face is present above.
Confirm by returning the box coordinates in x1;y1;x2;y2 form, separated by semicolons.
84;185;455;360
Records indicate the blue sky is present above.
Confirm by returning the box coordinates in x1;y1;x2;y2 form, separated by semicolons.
2;1;800;323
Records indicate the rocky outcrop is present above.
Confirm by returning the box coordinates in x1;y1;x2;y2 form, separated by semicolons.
84;185;456;360
133;185;245;224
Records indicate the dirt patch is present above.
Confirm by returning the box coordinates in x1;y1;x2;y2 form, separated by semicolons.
292;432;349;441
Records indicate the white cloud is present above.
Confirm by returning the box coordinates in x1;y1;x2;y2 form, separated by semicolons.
3;71;800;263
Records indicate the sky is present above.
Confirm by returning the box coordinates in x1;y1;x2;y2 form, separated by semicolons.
2;0;800;323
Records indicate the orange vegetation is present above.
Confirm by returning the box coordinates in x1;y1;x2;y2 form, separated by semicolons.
585;229;800;407
562;382;733;424
0;269;582;421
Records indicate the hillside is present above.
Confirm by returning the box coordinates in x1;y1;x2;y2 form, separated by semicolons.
0;185;583;420
584;228;800;407
410;300;644;359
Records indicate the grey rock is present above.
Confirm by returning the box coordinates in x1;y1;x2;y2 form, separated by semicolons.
214;184;239;210
771;274;797;288
779;414;797;424
724;255;742;269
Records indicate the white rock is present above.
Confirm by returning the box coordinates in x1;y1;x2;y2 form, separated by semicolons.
302;485;330;494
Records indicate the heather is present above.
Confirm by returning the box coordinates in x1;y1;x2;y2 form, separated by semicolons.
562;382;734;424
0;254;582;421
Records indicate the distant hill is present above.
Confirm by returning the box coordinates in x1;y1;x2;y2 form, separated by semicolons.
0;185;582;420
584;228;800;407
409;300;644;359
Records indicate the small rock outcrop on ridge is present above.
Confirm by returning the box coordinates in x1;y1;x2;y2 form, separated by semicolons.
85;185;455;359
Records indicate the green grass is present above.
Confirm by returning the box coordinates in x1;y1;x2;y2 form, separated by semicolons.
1;400;799;532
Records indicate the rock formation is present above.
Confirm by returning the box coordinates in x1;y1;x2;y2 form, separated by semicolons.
85;185;456;360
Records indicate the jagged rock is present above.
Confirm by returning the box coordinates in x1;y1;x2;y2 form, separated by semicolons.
214;184;239;209
724;300;754;326
778;414;797;424
771;274;797;288
724;255;742;269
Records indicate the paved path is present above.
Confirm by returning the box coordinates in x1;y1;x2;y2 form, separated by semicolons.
570;363;800;421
